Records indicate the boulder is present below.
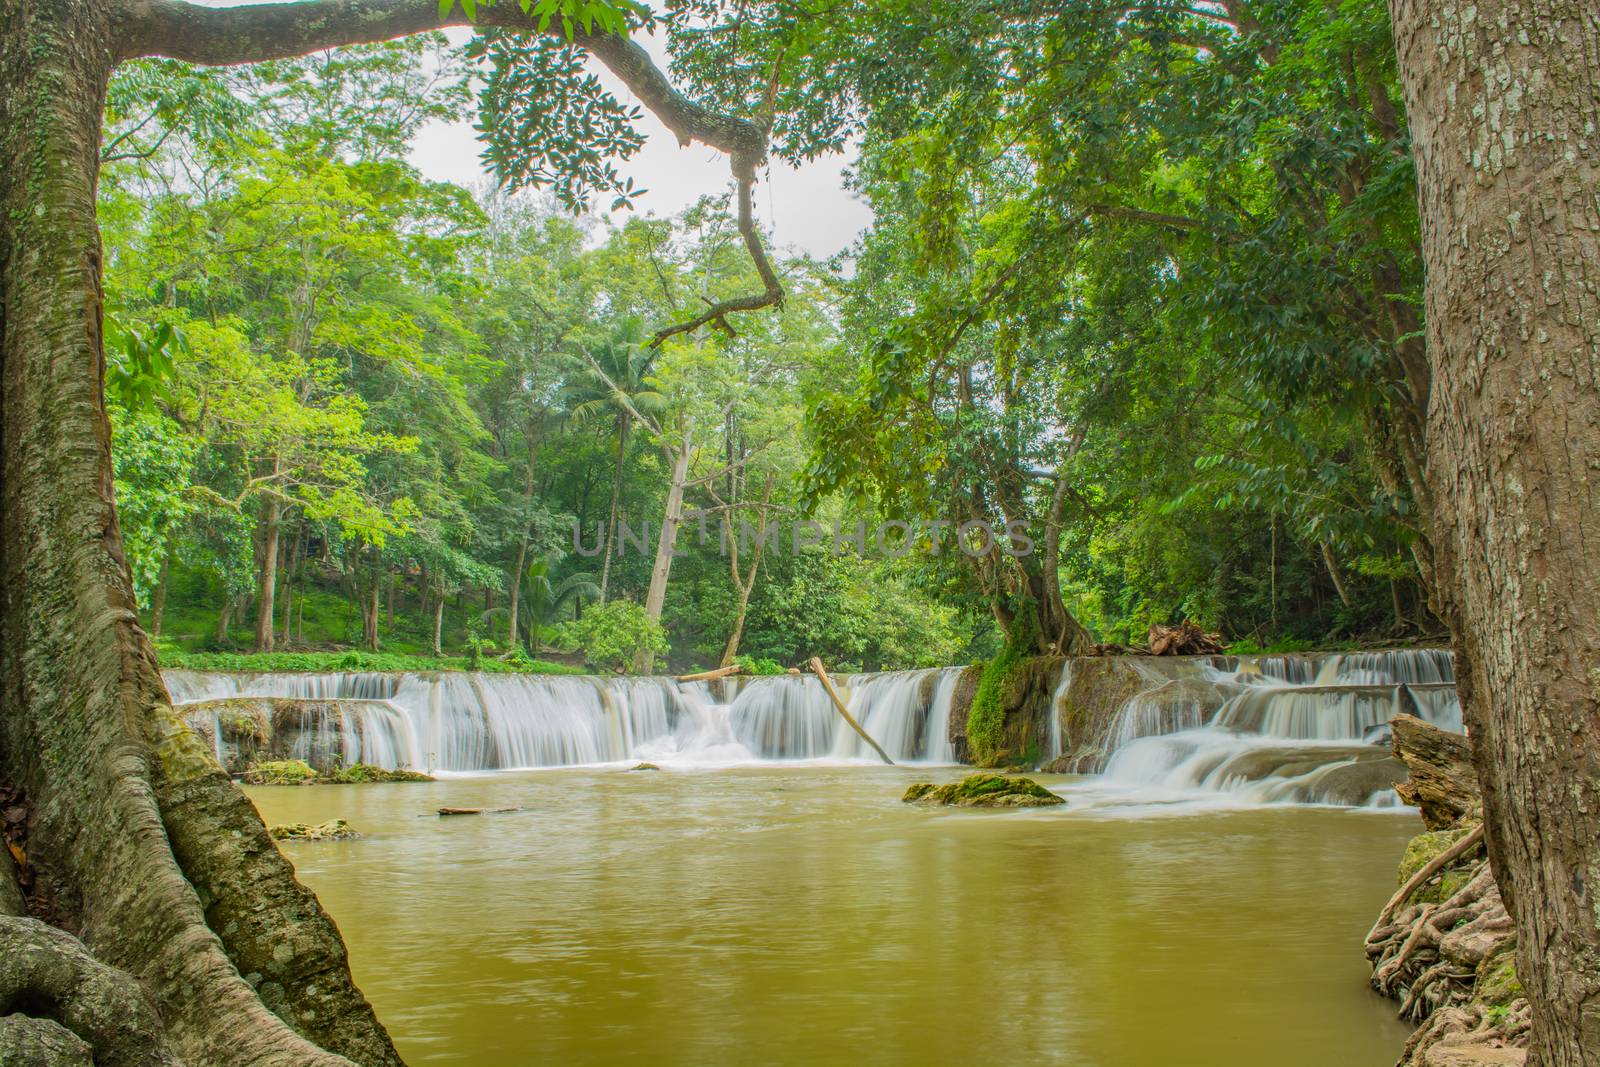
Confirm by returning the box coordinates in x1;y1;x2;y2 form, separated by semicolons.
268;819;360;842
902;773;1064;808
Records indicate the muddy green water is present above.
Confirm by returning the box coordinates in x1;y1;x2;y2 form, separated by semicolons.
248;767;1417;1066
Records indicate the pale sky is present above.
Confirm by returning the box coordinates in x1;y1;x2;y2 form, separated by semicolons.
412;26;872;260
191;4;873;260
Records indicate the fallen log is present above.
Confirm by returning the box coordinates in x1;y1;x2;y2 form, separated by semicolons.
1146;621;1225;656
675;665;744;682
436;806;522;817
808;657;894;765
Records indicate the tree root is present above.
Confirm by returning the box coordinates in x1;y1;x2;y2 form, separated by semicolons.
1367;820;1528;1065
0;915;178;1066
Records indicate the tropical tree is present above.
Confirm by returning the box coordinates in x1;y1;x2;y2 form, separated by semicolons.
520;555;598;655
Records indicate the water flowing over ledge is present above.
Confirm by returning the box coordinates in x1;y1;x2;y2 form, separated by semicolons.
167;647;1459;810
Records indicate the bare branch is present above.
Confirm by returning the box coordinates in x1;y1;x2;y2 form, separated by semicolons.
648;152;784;348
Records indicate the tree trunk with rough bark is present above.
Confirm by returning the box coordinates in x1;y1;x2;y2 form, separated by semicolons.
1389;1;1600;1062
638;429;692;673
254;496;280;652
150;548;171;636
0;2;399;1062
598;413;628;605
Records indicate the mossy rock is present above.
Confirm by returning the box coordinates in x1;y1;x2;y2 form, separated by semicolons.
1398;825;1482;904
269;819;360;842
241;759;317;786
322;763;433;784
902;773;1064;808
630;762;662;771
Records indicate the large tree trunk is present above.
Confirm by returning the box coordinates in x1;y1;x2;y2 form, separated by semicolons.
254;496;281;652
638;430;692;673
1389;1;1600;1062
433;596;445;658
0;3;399;1062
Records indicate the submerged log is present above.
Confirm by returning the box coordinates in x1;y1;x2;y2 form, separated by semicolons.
1391;712;1480;829
808;657;895;765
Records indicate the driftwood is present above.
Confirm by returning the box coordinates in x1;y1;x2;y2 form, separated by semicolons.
436;806;522;817
675;665;744;683
1146;622;1225;656
1391;712;1480;829
808;657;894;765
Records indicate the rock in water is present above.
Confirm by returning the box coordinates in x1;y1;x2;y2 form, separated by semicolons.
241;759;317;786
269;819;359;842
323;763;434;783
902;773;1064;808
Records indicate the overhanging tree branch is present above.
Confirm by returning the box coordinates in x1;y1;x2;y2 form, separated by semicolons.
121;0;785;340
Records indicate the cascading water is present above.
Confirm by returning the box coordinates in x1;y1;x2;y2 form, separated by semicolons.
165;665;968;772
166;648;1460;812
1079;649;1460;811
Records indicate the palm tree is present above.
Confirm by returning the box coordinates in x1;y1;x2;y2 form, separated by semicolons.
523;555;600;656
559;319;663;604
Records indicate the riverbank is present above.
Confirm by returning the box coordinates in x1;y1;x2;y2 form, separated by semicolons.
1367;715;1529;1066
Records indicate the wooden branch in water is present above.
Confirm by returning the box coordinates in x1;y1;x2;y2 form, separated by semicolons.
676;665;743;682
808;657;894;766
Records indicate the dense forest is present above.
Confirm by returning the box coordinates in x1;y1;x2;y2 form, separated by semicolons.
6;0;1597;1063
104;17;1433;674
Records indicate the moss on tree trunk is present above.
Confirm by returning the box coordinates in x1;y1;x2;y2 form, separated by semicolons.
0;2;400;1062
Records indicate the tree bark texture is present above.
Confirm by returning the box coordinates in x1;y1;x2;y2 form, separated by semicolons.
1388;0;1600;1061
0;3;400;1062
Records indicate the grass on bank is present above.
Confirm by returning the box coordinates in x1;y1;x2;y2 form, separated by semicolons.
158;645;589;675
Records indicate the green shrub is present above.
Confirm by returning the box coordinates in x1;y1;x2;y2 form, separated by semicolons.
733;654;785;676
566;601;668;672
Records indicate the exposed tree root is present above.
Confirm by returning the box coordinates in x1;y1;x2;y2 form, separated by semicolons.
1370;715;1527;1065
0;915;179;1066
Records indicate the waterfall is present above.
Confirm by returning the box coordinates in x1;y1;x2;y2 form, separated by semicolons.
166;665;966;772
1080;648;1459;810
166;647;1460;810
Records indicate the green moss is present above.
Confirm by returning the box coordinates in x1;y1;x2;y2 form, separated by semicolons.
964;620;1034;766
269;819;359;842
1397;825;1480;904
1475;946;1524;1008
322;763;433;784
242;759;316;785
902;773;1064;808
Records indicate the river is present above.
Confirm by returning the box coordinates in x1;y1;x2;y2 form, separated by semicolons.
248;766;1417;1066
